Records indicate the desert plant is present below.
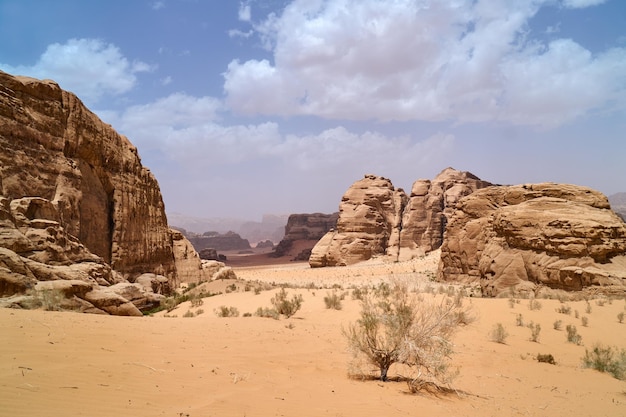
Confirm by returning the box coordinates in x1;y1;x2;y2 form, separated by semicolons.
528;322;541;343
582;344;626;380
566;324;583;345
490;323;509;344
556;304;572;315
618;312;624;324
344;282;470;389
553;320;563;330
324;291;344;310
271;288;303;318
351;287;367;300
183;310;195;318
215;306;240;317
581;316;589;327
254;307;280;320
585;302;592;314
528;299;542;311
515;314;524;327
537;353;556;365
190;298;204;308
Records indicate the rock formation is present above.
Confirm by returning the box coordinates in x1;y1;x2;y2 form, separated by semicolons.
438;183;626;296
309;169;491;267
272;213;338;259
186;231;251;252
0;70;231;314
310;175;408;267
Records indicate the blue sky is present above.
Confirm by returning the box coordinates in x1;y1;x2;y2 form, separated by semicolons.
1;0;625;220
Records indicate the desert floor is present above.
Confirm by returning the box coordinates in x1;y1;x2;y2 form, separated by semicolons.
2;250;626;417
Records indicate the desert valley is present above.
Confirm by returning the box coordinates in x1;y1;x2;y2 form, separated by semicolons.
1;70;626;417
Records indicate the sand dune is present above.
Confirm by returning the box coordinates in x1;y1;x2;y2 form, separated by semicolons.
2;255;625;417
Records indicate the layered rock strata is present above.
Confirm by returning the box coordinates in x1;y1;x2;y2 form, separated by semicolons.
438;183;626;296
310;168;491;267
272;213;339;259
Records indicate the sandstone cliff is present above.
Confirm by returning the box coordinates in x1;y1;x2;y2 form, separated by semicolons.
438;183;626;296
310;169;490;267
0;70;228;314
272;212;338;259
0;70;175;278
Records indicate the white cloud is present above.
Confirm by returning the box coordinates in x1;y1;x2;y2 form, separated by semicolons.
562;0;607;8
161;75;173;86
223;0;626;127
238;2;252;22
0;38;152;105
152;1;165;10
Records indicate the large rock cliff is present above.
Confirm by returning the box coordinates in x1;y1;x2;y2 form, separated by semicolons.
0;70;229;313
272;212;339;259
0;70;175;278
309;169;490;267
438;183;626;296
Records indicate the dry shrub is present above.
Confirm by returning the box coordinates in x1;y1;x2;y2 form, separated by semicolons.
582;344;626;380
343;281;472;392
271;288;303;318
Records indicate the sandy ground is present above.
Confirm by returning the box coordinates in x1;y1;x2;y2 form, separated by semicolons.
2;252;626;417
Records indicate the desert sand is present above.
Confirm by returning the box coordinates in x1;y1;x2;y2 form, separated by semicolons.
2;251;625;417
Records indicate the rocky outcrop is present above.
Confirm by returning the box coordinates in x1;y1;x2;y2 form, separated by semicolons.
309;169;490;267
438;183;626;296
310;175;408;267
187;231;251;252
0;70;222;314
0;70;176;279
398;168;492;260
271;213;338;259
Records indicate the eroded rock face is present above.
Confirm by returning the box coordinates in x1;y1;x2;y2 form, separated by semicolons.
398;168;492;260
272;213;338;259
438;183;626;296
309;168;489;267
0;70;176;279
310;175;408;267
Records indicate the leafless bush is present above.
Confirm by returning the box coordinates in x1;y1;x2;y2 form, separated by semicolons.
343;282;471;391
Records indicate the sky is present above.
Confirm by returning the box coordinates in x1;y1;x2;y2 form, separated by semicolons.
1;0;625;221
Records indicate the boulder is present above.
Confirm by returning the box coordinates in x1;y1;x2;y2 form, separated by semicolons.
438;183;626;296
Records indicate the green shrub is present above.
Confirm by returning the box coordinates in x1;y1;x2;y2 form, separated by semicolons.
528;322;541;343
566;324;582;345
215;306;240;317
582;344;626;380
323;291;344;310
254;307;280;320
271;288;303;318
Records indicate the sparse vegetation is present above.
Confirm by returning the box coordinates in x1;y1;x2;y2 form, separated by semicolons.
581;316;589;327
582;344;626;380
344;282;471;391
254;307;280;320
271;288;303;318
528;299;542;311
556;304;572;315
323;290;344;310
553;320;563;330
618;312;624;324
528;322;541;343
490;323;509;344
566;324;583;345
515;314;524;327
215;306;240;317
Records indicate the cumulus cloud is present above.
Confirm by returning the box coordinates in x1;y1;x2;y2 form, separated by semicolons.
0;38;152;105
238;2;252;22
562;0;607;8
223;0;625;127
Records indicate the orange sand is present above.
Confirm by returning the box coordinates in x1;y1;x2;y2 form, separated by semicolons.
1;253;625;417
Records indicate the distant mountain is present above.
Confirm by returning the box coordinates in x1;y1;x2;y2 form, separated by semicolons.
167;212;288;245
608;192;626;221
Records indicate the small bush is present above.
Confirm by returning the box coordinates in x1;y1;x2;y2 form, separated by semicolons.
490;323;509;344
581;316;589;327
585;302;592;314
190;298;204;308
271;288;303;318
323;291;343;310
566;324;582;345
254;307;280;320
556;304;572;315
183;310;195;318
215;306;240;317
351;287;367;300
537;353;556;365
618;312;624;324
582;344;626;380
553;320;563;330
515;314;524;327
528;299;542;311
528;322;541;343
